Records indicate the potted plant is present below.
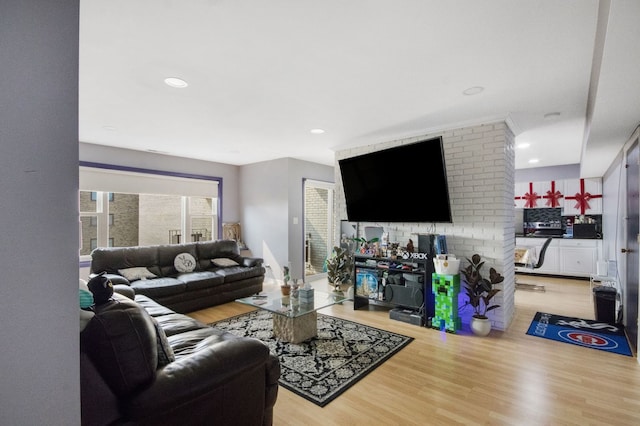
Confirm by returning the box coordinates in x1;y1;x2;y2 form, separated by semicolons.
281;266;291;296
351;237;380;255
325;246;354;292
460;254;504;336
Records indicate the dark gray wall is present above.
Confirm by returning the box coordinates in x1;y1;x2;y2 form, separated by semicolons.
1;1;80;424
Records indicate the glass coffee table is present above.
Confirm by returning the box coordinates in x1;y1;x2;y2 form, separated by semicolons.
236;290;349;343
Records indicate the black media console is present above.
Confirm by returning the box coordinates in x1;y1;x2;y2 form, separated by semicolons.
352;253;435;326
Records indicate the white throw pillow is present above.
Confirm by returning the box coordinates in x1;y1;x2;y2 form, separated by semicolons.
118;267;157;281
211;257;239;267
174;253;196;273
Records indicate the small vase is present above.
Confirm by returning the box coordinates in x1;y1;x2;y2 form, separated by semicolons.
470;316;492;336
281;285;291;296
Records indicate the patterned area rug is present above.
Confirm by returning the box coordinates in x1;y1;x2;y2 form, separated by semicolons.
210;310;413;406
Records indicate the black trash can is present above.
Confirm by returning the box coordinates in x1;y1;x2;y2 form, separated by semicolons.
593;285;617;323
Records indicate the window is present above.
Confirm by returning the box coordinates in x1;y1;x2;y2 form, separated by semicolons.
79;164;221;259
89;214;113;227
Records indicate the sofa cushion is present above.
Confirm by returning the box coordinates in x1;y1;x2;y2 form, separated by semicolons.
134;294;175;316
80;297;158;397
118;266;157;282
177;271;224;291
156;243;198;276
151;317;175;367
174;252;197;273
167;327;233;359
130;277;186;298
153;313;206;337
196;239;241;270
211;257;239;267
91;245;160;276
212;265;264;283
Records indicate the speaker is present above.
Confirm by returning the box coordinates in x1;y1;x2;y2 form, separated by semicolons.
417;234;436;256
384;284;423;309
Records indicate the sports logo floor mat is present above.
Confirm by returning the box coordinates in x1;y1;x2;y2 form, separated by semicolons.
526;312;633;357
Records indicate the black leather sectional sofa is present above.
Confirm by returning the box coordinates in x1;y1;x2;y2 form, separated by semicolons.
81;290;280;425
90;240;265;313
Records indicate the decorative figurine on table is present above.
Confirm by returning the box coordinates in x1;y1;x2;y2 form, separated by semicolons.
290;278;300;298
406;239;415;253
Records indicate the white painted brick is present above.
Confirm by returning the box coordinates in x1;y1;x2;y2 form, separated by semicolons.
334;121;516;331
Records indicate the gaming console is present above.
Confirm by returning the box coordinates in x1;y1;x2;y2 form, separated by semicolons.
390;308;424;326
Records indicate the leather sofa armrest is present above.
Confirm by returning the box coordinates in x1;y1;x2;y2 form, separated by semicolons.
242;257;264;267
124;338;278;424
113;284;135;300
105;273;130;286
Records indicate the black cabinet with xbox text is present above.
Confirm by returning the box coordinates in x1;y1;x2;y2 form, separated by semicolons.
352;254;434;326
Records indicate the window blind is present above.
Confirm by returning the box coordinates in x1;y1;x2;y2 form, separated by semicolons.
79;165;219;198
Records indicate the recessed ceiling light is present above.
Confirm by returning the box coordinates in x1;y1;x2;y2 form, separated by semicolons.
463;86;484;96
164;77;188;88
543;112;561;120
528;158;540;164
310;128;325;134
516;142;530;149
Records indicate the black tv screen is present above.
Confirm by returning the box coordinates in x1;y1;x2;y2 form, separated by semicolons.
338;137;452;223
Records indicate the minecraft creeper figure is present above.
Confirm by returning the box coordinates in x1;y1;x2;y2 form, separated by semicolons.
431;273;461;333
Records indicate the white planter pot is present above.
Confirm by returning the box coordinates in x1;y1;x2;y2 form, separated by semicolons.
470;316;492;336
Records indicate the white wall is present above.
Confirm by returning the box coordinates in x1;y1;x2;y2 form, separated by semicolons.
335;122;515;330
240;158;334;281
0;1;80;424
602;151;625;264
515;164;580;182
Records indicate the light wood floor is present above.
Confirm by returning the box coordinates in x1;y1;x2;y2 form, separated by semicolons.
189;275;640;426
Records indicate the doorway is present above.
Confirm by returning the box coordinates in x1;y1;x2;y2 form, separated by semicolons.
625;138;639;352
303;179;334;279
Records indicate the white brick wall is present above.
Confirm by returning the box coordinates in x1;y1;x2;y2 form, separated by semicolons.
334;121;516;330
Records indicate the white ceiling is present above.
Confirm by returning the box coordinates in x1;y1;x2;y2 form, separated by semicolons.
79;0;640;177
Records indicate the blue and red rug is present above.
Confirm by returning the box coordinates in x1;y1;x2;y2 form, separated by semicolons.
526;312;633;357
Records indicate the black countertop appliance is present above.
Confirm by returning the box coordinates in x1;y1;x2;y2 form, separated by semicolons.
573;223;598;239
527;221;564;238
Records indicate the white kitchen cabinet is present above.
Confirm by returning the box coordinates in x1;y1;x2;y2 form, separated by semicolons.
515;238;559;274
515;238;602;278
563;178;603;215
515;180;566;209
537;245;560;274
514;181;549;209
539;180;565;209
514;182;529;208
558;239;599;277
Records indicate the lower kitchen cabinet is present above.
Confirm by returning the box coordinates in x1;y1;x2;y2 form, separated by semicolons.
558;239;599;276
515;238;601;278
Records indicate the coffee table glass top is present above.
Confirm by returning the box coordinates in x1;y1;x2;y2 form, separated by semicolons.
236;290;349;318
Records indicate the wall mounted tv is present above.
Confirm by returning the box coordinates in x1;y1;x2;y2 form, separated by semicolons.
338;137;452;223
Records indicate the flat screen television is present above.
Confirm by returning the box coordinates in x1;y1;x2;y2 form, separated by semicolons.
338;137;452;223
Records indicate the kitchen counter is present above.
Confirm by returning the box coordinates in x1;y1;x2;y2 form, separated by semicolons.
515;237;602;278
516;235;601;240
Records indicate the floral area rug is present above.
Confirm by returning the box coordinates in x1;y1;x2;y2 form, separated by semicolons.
210;309;413;407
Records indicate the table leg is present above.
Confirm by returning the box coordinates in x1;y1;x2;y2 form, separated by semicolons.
273;311;317;343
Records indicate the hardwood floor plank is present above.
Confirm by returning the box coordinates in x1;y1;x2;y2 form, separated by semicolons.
188;275;640;425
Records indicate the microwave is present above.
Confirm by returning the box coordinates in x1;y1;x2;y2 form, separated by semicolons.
572;224;597;239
